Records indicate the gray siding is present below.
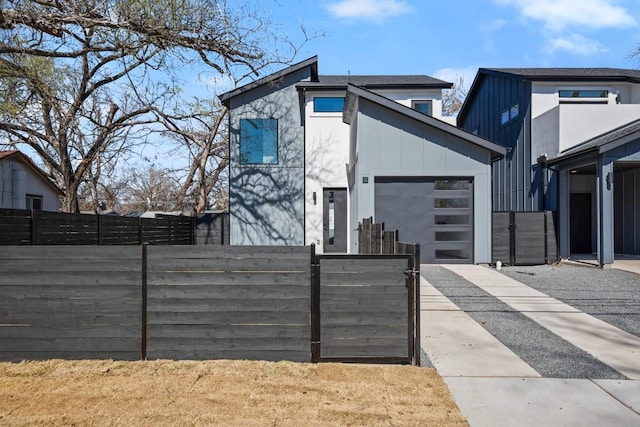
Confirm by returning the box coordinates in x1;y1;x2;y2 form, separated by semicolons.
459;74;534;211
228;67;309;245
614;167;640;255
351;99;494;263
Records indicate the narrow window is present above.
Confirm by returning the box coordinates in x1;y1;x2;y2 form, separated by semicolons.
313;97;345;113
328;191;335;245
412;100;432;116
559;90;608;98
239;119;278;164
26;194;43;211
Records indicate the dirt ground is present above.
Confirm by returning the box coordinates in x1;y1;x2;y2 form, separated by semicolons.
0;359;467;426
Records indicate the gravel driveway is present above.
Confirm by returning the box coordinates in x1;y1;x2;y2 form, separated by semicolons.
421;263;640;379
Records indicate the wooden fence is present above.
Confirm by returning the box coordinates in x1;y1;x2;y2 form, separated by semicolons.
0;209;194;245
358;217;418;256
492;211;559;265
195;212;229;245
0;245;419;364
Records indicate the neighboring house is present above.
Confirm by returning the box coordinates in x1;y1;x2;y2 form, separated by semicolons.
458;68;640;266
0;150;61;212
220;56;505;263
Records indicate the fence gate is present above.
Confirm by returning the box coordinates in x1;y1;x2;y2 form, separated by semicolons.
310;249;419;364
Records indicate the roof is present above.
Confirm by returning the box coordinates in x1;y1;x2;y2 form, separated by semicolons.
297;75;452;90
459;67;640;123
548;118;640;165
343;84;506;160
480;68;640;83
0;150;63;195
219;56;319;105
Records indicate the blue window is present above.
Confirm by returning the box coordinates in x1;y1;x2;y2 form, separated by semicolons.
313;97;345;112
412;100;432;116
240;119;278;164
559;90;608;98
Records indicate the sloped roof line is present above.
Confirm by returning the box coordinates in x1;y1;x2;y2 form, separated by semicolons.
0;150;63;195
297;74;452;89
458;67;640;124
219;56;319;105
343;84;506;160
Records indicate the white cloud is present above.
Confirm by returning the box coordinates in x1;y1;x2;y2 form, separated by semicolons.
546;33;608;55
481;18;508;32
495;0;637;31
325;0;411;23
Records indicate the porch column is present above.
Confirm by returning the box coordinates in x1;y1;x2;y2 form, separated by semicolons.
596;156;615;267
558;170;570;259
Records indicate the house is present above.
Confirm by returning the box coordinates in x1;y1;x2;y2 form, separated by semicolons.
0;150;61;211
220;56;505;263
458;68;640;266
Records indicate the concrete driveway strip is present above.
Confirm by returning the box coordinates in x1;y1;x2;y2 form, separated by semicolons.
443;264;640;380
444;377;640;427
420;277;540;378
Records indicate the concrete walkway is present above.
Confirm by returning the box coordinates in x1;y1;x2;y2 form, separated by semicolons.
421;265;640;426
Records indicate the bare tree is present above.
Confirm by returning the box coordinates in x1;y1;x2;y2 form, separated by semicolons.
121;165;179;212
442;75;468;117
155;97;228;213
0;0;305;212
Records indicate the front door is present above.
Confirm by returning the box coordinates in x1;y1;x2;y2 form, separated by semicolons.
323;188;347;252
570;193;592;254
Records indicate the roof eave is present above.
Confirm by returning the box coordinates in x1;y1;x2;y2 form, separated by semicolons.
345;84;506;159
219;56;318;106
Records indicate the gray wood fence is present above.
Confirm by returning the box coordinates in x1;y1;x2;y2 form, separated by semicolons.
0;245;419;364
492;211;559;265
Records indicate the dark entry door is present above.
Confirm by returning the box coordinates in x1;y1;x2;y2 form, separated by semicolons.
323;188;347;252
570;193;592;254
375;177;473;264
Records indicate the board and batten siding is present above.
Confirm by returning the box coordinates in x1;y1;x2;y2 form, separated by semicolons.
146;245;311;361
228;67;310;246
350;98;494;263
458;73;535;211
0;246;142;361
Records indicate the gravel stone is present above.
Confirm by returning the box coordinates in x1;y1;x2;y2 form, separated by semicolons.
500;263;640;338
422;265;627;379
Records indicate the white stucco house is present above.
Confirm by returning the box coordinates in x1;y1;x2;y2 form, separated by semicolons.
220;56;505;263
0;150;61;212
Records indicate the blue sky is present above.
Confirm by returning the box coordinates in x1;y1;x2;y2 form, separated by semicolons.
258;0;640;87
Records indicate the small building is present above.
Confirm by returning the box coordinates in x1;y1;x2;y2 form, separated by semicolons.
220;57;505;263
458;68;640;266
0;150;61;211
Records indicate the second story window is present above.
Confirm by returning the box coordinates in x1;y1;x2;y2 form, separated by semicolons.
313;97;345;113
26;194;43;211
501;103;519;125
559;90;609;104
412;100;433;116
240;118;278;165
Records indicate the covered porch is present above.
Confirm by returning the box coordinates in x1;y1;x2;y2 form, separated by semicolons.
548;120;640;268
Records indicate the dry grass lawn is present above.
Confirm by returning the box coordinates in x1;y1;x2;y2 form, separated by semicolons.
0;359;467;426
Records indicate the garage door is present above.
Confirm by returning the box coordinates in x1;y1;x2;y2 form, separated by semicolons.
375;177;473;264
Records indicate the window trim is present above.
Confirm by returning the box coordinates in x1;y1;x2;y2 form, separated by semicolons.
26;194;43;211
239;118;279;165
313;96;345;113
501;102;519;125
412;100;433;116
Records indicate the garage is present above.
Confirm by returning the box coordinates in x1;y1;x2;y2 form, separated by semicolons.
343;84;505;264
375;177;474;263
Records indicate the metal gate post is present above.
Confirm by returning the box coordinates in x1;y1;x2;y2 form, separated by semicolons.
414;244;421;366
310;244;321;362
